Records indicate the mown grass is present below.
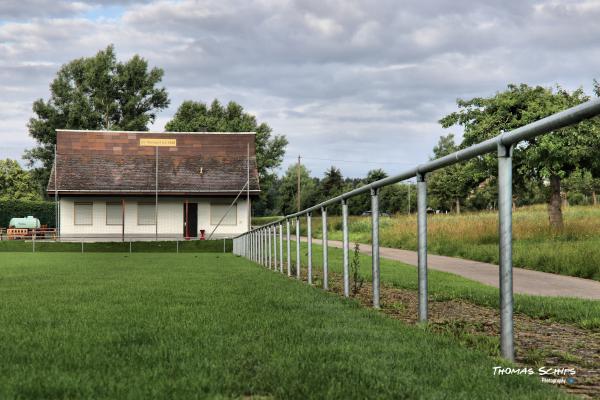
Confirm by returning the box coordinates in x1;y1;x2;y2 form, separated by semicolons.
282;241;600;330
0;239;232;253
256;205;600;280
0;253;566;399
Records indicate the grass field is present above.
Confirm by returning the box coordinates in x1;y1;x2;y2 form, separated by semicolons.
0;253;566;399
254;204;600;280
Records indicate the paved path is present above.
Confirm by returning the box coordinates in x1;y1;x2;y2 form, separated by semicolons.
297;237;600;300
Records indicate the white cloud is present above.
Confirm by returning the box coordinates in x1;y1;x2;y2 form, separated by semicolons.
0;0;599;177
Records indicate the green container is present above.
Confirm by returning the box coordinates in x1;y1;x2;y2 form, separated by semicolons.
9;216;41;229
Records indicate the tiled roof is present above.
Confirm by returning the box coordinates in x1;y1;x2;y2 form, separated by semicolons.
47;130;260;195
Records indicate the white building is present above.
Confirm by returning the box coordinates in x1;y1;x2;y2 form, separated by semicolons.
48;130;260;240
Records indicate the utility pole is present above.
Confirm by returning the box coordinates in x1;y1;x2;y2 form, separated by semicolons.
297;155;301;212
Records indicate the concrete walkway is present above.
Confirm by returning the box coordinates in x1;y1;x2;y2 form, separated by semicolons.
298;237;600;300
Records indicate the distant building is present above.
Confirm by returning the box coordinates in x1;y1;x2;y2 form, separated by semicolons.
47;130;259;240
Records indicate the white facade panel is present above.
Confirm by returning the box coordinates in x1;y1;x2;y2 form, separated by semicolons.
59;197;251;239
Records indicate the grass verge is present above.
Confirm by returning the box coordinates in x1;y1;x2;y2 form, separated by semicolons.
285;241;600;330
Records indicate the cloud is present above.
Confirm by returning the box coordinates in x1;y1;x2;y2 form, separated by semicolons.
0;0;599;178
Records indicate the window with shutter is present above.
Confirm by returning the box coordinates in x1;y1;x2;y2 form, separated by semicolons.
138;203;156;225
74;202;93;225
106;202;122;225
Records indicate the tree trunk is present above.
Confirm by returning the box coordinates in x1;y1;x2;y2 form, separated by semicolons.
548;175;564;231
455;198;461;214
593;190;597;206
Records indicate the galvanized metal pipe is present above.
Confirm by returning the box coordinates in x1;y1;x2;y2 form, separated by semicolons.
371;188;380;309
279;223;284;273
286;219;291;276
307;212;313;284
322;207;328;290
342;199;350;297
266;227;273;269
417;174;428;322
261;229;265;266
296;216;301;279
498;144;514;361
272;225;277;271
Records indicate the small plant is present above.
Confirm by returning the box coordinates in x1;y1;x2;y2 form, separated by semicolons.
351;243;364;296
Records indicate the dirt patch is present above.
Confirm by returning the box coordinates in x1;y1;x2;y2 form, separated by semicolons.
300;269;600;399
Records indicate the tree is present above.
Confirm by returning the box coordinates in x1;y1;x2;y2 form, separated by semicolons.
427;134;481;213
439;84;600;229
25;45;170;192
319;166;345;214
0;159;41;201
348;169;388;215
166;100;288;215
277;164;317;215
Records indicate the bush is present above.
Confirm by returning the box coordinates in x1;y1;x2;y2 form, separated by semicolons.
0;199;56;228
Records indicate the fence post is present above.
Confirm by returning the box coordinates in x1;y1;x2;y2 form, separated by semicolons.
261;229;264;264
307;212;312;284
279;223;284;273
371;188;380;309
296;216;301;279
81;241;84;254
224;238;226;254
177;239;179;254
32;233;35;253
272;225;277;271
268;226;272;269
498;143;514;361
286;219;291;276
417;173;428;322
129;241;132;254
322;207;328;290
342;199;349;297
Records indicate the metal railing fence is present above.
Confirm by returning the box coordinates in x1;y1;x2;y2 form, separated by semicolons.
232;98;600;361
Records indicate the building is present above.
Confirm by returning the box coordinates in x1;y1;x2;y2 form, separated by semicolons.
47;130;259;240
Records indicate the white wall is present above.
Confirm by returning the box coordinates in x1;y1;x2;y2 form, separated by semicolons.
59;197;250;239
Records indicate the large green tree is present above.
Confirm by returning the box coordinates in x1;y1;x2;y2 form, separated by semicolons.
165;100;288;215
0;159;41;201
427;134;481;213
439;84;600;229
25;45;170;191
277;164;318;215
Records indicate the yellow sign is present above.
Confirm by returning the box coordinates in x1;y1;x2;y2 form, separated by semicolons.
140;138;177;147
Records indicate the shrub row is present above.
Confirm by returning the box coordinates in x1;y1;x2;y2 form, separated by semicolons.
0;199;56;228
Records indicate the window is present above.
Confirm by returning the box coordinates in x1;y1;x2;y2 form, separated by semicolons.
137;203;156;225
106;202;123;225
74;202;93;225
210;202;237;225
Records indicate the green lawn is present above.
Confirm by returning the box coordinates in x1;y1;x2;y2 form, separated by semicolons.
0;253;565;399
283;241;600;330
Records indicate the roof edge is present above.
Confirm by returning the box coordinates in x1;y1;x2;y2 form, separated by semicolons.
56;130;256;135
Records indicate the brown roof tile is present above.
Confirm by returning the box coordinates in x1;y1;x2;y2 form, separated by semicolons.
47;130;260;196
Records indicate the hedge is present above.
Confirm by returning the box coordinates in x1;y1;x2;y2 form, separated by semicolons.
0;239;232;253
0;199;56;228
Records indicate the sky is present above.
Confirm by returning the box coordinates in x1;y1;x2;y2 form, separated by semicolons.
1;0;599;178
